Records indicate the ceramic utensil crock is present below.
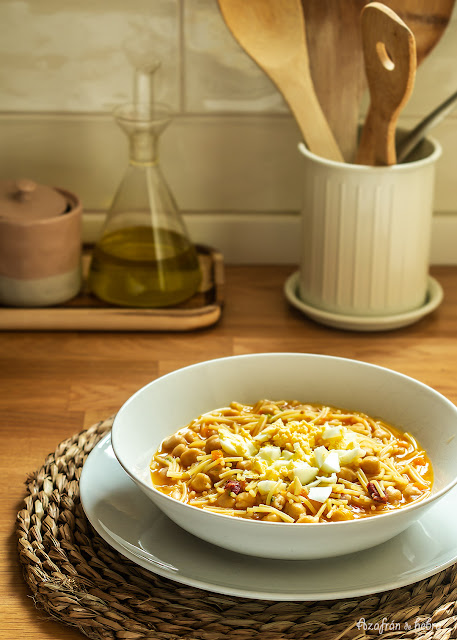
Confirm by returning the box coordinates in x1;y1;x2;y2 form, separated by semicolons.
298;135;441;318
0;179;82;307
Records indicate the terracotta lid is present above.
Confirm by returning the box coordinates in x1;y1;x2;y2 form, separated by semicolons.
0;179;68;221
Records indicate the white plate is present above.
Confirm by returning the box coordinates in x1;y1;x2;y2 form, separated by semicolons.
80;433;457;601
284;272;443;332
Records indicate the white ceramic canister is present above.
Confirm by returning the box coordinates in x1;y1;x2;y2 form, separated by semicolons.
298;136;441;317
0;179;83;307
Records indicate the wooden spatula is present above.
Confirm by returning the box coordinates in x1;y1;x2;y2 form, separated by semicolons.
217;0;343;162
303;0;368;163
356;2;417;166
304;0;455;164
388;0;455;65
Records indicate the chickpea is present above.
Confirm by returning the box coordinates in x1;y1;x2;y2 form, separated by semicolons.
386;486;402;503
171;443;187;458
297;514;318;523
392;445;408;455
162;433;186;452
190;473;212;492
360;456;381;475
235;492;256;509
338;467;357;482
207;464;223;482
404;484;422;500
216;493;235;508
170;488;182;500
271;494;286;510
157;467;172;484
360;445;374;457
262;513;281;522
180;447;204;467
329;508;355;522
397;475;409;489
183;430;199;443
205;434;222;453
236;460;253;471
373;427;389;440
284;501;306;520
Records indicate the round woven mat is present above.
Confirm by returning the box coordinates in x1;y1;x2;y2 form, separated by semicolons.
16;417;457;640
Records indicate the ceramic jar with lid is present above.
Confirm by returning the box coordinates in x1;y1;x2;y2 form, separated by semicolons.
0;178;83;307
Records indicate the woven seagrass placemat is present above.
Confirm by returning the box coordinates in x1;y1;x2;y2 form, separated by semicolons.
16;417;457;640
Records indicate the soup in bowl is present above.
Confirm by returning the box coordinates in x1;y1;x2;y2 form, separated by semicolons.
111;353;457;559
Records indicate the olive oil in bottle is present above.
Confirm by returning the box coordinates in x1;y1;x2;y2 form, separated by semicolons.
88;226;201;308
87;67;202;308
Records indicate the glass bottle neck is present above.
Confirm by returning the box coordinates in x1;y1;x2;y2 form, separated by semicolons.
113;102;173;168
128;131;159;166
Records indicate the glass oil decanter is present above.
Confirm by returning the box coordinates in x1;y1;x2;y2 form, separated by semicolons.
88;68;201;308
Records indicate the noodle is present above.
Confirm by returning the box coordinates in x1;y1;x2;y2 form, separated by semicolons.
150;400;433;523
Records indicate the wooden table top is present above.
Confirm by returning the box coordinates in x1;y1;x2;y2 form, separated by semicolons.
2;264;457;639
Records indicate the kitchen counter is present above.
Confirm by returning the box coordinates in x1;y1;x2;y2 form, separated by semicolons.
2;263;457;640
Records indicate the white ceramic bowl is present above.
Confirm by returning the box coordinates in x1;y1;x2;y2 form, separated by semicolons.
111;353;457;560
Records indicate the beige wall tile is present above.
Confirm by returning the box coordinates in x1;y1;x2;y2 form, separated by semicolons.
183;0;286;113
0;0;456;230
0;0;180;111
0;112;454;214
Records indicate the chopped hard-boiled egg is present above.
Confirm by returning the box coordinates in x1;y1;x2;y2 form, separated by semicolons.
338;446;365;465
320;449;341;473
219;427;257;457
257;446;282;462
258;480;286;495
322;425;342;440
290;460;319;484
215;410;368;509
254;422;282;442
313;445;328;468
308;486;333;503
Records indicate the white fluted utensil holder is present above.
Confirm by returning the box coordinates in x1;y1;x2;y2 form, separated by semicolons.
298;136;441;318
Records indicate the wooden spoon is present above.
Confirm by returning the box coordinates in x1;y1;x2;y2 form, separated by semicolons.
388;0;456;65
303;0;368;163
304;0;455;164
356;2;417;166
217;0;343;162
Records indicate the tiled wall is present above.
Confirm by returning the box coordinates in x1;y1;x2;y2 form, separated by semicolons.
1;0;457;262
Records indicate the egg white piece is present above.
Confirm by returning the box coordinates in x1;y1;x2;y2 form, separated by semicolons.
219;427;257;457
290;460;319;485
320;450;341;473
308;485;333;503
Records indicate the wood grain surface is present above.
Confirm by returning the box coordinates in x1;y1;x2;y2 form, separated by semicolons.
2;264;457;639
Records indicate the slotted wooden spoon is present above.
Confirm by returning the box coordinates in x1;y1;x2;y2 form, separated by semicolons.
304;0;455;164
217;0;343;162
356;2;417;165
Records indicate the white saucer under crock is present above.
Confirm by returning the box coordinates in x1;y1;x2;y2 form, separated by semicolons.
284;272;443;332
80;434;457;602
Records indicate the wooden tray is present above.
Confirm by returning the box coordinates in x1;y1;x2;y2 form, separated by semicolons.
0;244;224;332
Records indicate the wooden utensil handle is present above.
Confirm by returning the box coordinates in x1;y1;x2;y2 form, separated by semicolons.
357;106;396;165
356;1;416;166
275;65;344;162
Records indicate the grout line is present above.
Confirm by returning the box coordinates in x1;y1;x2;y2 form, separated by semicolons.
82;210;457;265
1;109;456;125
0;109;295;121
